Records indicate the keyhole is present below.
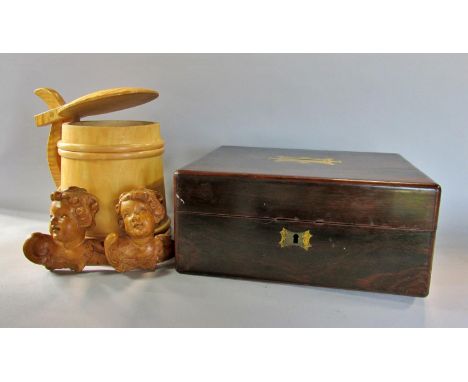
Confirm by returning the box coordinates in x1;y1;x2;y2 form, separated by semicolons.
293;234;299;244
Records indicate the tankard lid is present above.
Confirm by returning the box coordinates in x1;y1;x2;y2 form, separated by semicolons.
35;87;159;127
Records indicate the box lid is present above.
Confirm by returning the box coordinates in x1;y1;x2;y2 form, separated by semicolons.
180;146;437;185
175;146;441;231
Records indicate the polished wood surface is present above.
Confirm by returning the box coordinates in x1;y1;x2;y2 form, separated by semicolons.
60;121;168;238
29;87;172;272
34;87;158;127
176;213;434;297
180;146;437;185
104;188;168;272
174;146;441;297
175;174;439;230
34;88;66;187
33;87;161;192
23;187;108;272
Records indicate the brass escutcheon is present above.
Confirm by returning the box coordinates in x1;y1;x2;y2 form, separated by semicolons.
279;228;312;251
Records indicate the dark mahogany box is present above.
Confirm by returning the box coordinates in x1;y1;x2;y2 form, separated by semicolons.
174;146;441;297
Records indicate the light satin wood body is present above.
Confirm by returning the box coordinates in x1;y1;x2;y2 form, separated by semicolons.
59;120;169;238
34;88;67;187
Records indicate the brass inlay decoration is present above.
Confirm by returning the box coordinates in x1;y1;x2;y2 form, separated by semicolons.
279;228;312;251
269;155;342;165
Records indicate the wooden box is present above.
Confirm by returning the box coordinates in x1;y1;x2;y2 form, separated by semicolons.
174;146;441;297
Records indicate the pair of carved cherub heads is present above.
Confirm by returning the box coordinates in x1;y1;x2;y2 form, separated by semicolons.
23;187;171;272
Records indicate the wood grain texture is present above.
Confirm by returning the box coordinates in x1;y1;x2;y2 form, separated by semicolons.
174;146;441;297
33;87;166;238
34;88;66;187
34;87;158;127
34;88;65;109
23;187;108;272
179;146;437;185
175;212;434;297
60;121;169;238
104;188;167;272
175;174;439;230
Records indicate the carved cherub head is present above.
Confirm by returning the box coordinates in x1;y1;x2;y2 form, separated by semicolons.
49;187;99;245
116;188;165;239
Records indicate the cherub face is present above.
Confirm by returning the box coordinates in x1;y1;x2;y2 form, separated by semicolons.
49;200;83;243
120;200;156;239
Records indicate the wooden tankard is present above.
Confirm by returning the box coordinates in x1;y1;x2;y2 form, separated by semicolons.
34;87;170;239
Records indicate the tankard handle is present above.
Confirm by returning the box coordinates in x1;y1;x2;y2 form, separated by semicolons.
34;88;66;188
